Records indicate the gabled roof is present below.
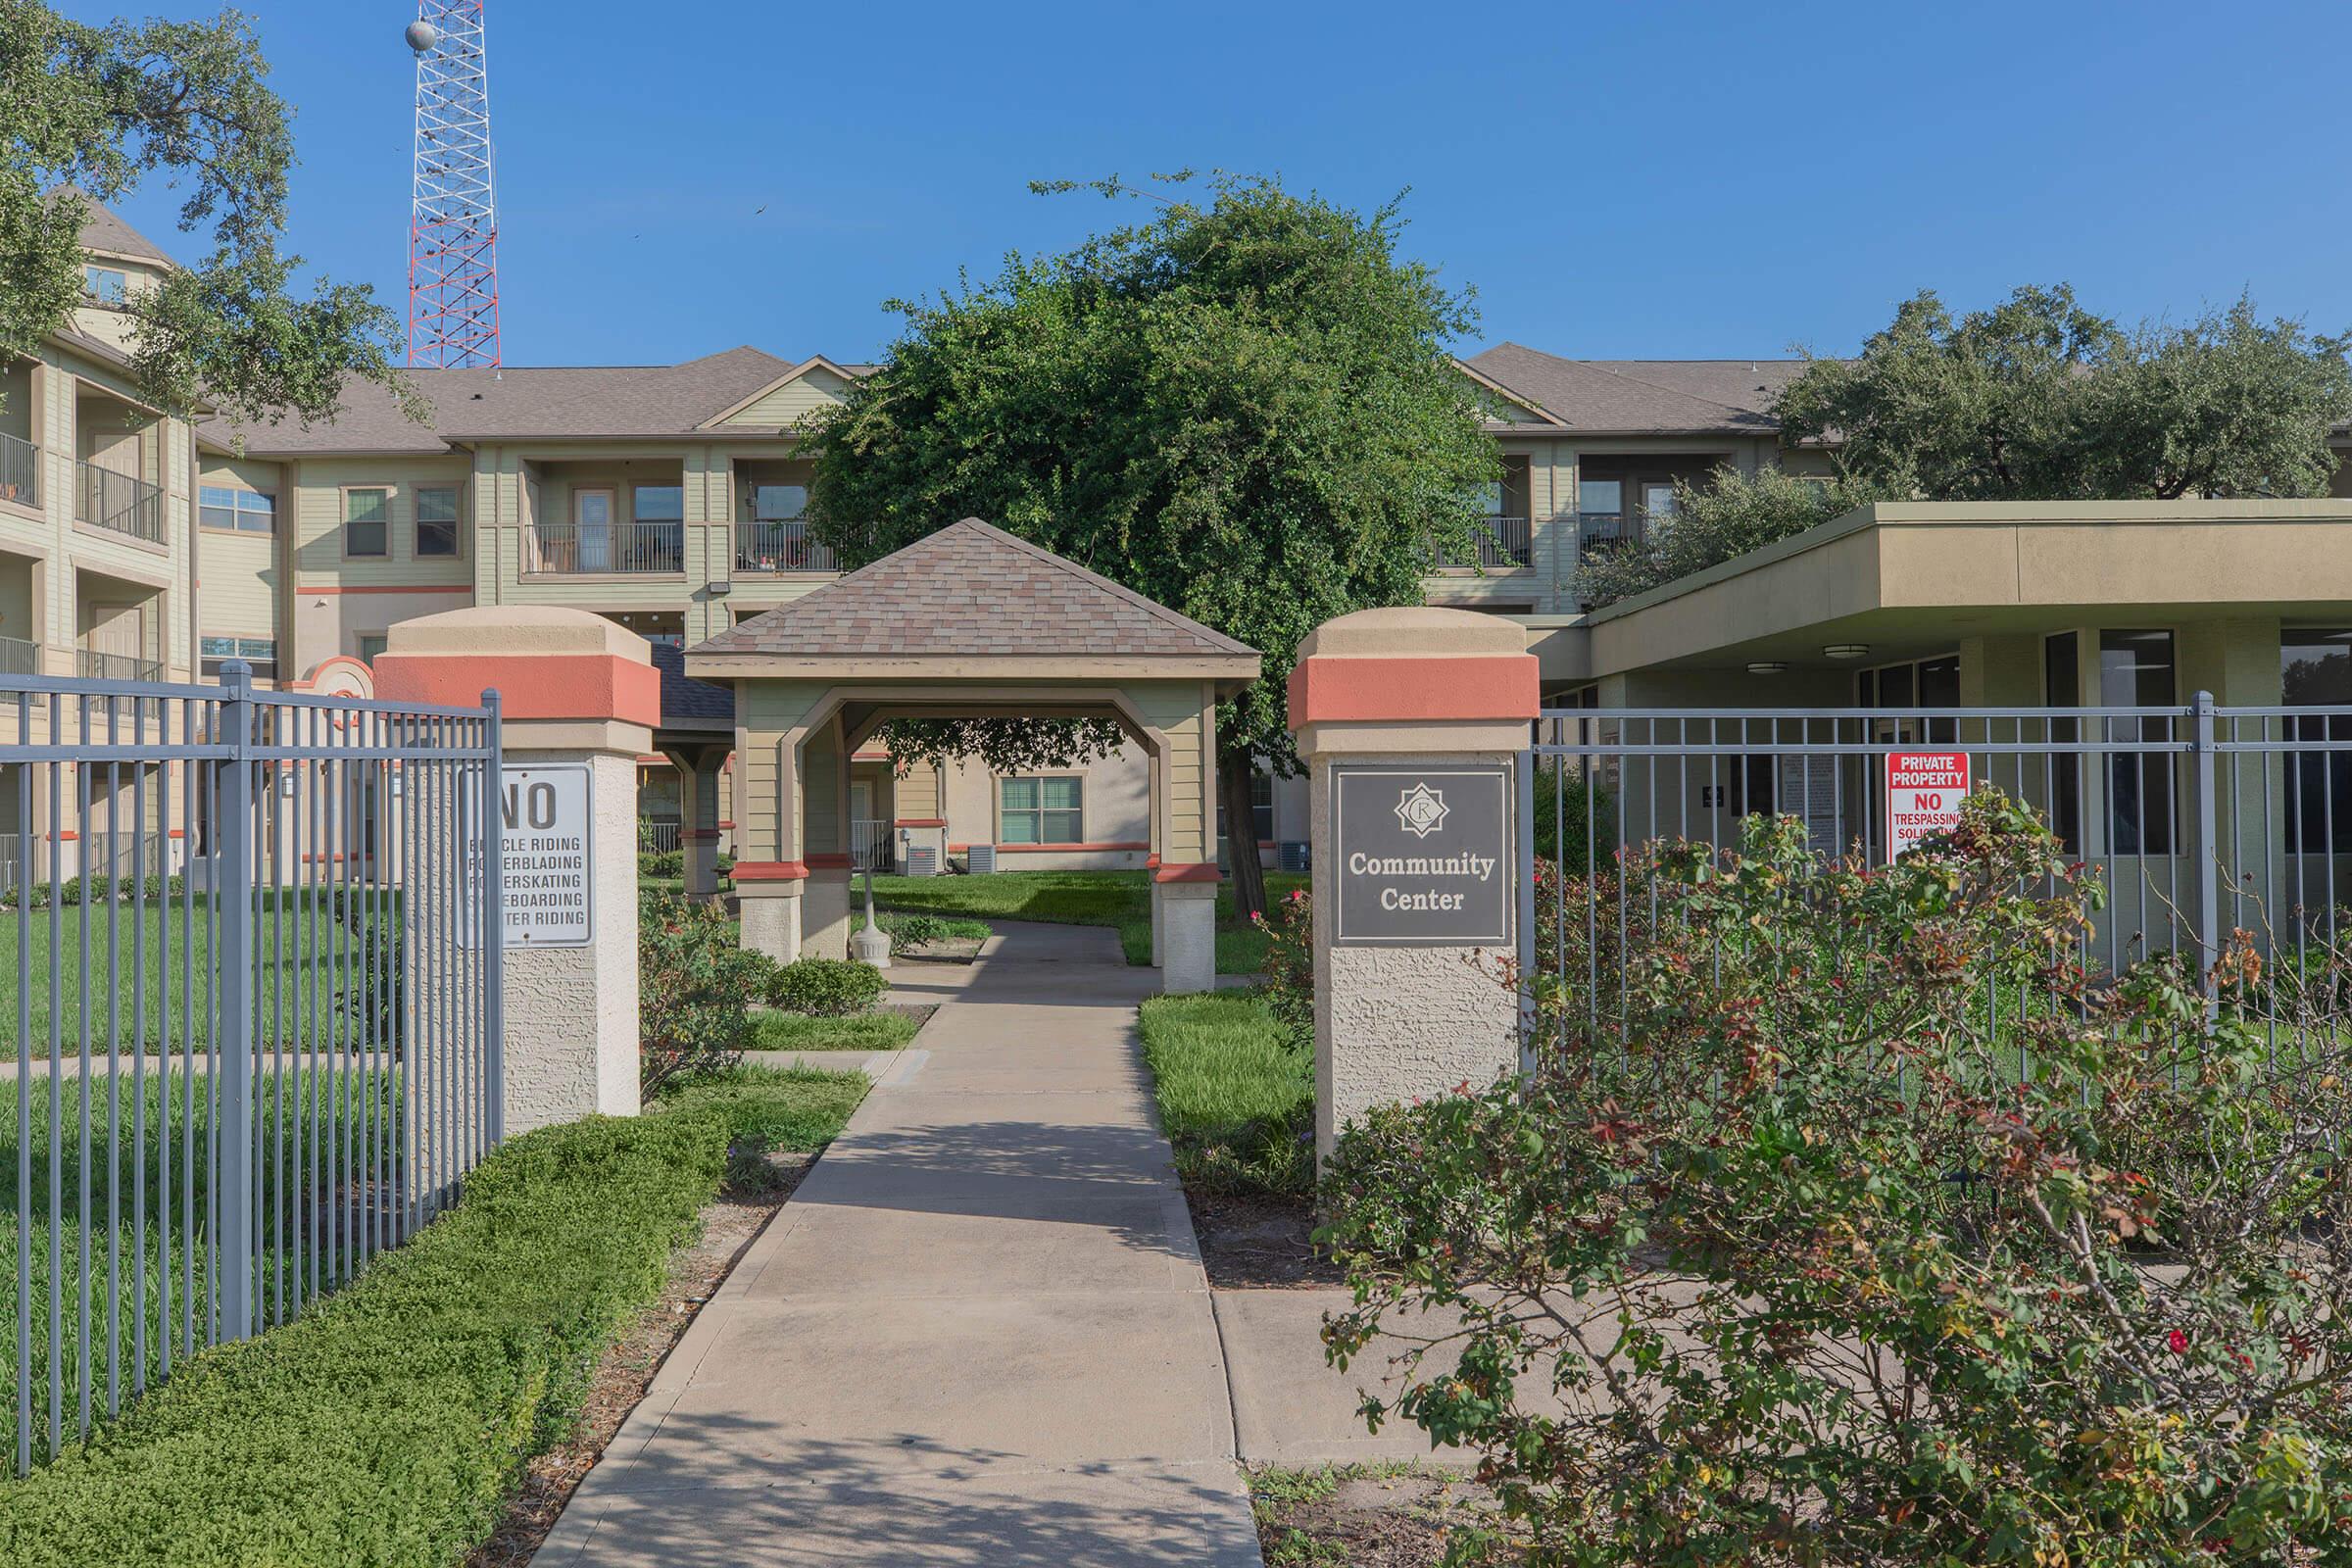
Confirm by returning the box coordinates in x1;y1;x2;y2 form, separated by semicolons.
70;194;175;267
195;345;805;456
698;354;869;428
692;517;1260;665
649;642;735;731
1468;342;1809;435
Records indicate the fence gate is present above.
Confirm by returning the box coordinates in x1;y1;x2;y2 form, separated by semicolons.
1;662;504;1470
1529;698;2352;1058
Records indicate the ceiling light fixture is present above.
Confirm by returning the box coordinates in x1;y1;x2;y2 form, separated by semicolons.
1746;661;1788;675
1823;643;1871;661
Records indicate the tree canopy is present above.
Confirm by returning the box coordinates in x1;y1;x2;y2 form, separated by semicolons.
0;2;413;426
1575;285;2352;607
805;172;1497;913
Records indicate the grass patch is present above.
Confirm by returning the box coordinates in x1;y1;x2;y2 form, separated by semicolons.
649;1061;868;1152
1138;992;1312;1197
745;1009;922;1053
868;869;1302;975
0;1108;729;1566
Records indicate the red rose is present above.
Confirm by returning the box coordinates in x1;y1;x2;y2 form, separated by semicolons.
2167;1329;2189;1354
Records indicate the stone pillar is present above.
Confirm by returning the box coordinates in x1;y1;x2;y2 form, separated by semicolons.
1158;875;1216;992
375;606;657;1133
1290;607;1540;1165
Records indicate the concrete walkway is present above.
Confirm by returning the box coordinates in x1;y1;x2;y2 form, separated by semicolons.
539;922;1262;1567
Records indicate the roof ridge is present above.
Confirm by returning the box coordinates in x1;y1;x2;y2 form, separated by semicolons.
941;518;1256;655
1561;360;1772;420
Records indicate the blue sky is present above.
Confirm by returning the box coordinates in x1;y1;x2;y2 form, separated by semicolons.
73;0;2352;369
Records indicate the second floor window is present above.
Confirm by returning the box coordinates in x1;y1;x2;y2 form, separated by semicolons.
753;484;808;524
1000;775;1082;845
345;488;389;557
416;486;460;557
83;267;126;305
199;485;274;533
201;635;277;679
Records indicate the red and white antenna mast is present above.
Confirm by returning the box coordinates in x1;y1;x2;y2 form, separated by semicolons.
405;3;502;368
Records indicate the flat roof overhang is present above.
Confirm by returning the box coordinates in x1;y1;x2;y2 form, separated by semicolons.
1582;500;2352;677
685;650;1261;699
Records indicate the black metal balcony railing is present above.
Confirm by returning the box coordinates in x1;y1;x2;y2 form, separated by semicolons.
0;431;38;511
76;648;163;682
735;520;837;574
0;634;39;676
525;520;685;574
1433;514;1533;569
1578;512;1628;549
75;461;166;544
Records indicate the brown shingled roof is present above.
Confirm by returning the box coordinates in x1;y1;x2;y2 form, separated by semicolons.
1469;342;1811;434
195;345;808;456
695;518;1259;662
70;194;175;267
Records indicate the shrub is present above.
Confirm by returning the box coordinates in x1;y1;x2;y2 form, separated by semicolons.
1250;887;1313;1054
1530;761;1610;875
638;889;768;1093
1320;790;2352;1568
638;848;684;880
885;912;950;947
766;956;888;1016
0;1109;727;1567
1;873;187;910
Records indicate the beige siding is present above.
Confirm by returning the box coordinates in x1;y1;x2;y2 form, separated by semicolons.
722;368;850;426
290;456;477;587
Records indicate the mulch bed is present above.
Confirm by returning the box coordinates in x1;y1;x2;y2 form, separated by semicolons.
1250;1466;1495;1567
1187;1190;1343;1288
465;1151;817;1567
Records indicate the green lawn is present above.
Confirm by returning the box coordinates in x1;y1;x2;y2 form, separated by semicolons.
746;1009;923;1052
863;868;1303;976
1137;992;1312;1197
649;1061;869;1150
0;892;402;1056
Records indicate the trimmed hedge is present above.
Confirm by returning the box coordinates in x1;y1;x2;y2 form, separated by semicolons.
0;1109;728;1567
766;956;888;1016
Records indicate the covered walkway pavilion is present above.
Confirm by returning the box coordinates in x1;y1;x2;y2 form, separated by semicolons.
685;518;1260;992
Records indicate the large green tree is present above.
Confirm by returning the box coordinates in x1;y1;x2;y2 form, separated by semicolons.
1;1;413;426
805;172;1497;917
1575;285;2352;607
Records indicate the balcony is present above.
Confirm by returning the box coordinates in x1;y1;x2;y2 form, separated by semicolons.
76;648;163;683
525;520;685;575
734;520;837;575
0;432;38;512
0;634;38;676
1434;515;1533;569
76;462;165;544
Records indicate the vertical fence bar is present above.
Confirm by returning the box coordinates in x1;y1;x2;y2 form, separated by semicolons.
481;692;505;1147
215;663;257;1343
14;695;30;1474
2190;691;2220;1014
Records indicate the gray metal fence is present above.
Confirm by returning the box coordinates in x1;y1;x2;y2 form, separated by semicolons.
1;662;505;1471
1529;697;2352;1053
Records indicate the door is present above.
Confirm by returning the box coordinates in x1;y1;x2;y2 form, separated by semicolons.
574;488;613;571
84;601;145;677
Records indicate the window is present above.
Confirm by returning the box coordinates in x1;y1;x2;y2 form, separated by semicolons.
199;485;275;533
2283;629;2352;854
999;775;1082;845
1642;482;1680;536
1218;771;1277;849
83;267;126;305
200;635;277;680
753;484;808;522
344;488;389;558
629;485;684;572
2100;629;2175;855
416;486;460;557
1857;655;1959;743
357;634;388;664
1577;477;1625;544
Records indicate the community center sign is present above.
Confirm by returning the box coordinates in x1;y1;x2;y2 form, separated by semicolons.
1329;763;1514;947
1885;751;1970;860
462;762;595;948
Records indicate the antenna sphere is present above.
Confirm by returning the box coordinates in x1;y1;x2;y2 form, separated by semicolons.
404;20;440;53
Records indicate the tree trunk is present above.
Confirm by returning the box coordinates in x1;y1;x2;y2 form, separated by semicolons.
1219;743;1268;923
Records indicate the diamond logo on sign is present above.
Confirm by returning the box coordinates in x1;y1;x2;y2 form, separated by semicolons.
1395;782;1449;839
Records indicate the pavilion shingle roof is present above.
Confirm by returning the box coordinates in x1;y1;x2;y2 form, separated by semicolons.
695;518;1258;662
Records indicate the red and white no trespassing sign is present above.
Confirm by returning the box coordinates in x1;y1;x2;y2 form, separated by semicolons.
1886;751;1970;860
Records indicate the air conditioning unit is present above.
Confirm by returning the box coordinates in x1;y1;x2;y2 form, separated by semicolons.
966;844;997;874
1278;841;1311;872
905;845;938;878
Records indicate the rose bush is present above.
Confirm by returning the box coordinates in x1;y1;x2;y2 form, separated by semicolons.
1319;790;2352;1567
638;889;765;1092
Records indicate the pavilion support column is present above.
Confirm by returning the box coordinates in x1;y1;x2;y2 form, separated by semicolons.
664;744;727;902
802;713;854;961
1157;875;1215;993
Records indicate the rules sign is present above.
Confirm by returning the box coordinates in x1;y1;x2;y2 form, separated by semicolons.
462;763;595;949
1885;751;1969;860
1329;762;1514;947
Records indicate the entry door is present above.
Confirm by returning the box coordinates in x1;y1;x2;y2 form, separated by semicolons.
574;488;614;571
84;601;144;672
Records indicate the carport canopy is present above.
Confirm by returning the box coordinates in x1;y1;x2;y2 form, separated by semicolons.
684;517;1260;991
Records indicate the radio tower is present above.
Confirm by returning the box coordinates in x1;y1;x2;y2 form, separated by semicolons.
405;4;502;368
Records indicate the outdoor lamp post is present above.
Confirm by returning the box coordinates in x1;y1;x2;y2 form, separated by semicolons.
853;862;893;968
